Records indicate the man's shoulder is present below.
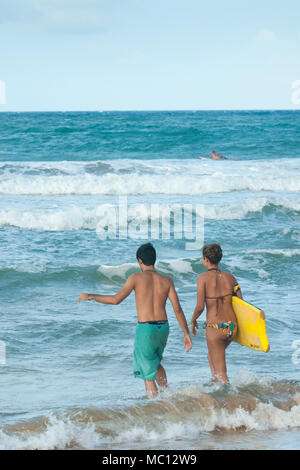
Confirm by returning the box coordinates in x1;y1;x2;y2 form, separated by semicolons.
156;273;173;286
126;272;138;283
133;271;173;283
161;272;173;281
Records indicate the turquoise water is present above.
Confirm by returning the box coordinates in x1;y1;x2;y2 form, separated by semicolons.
0;111;299;449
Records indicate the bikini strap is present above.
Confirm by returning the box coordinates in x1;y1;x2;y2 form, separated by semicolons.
206;292;232;300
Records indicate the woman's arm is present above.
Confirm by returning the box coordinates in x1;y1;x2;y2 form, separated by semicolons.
191;275;205;335
231;275;243;299
235;286;243;299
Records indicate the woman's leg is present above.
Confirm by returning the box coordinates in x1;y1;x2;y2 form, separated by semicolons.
206;327;231;383
207;350;217;380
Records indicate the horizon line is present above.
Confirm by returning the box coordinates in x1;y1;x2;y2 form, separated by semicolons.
0;108;300;113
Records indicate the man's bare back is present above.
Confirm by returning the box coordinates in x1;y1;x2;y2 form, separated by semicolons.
78;267;189;329
133;271;171;322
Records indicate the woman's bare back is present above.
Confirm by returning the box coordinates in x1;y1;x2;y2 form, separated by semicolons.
204;269;237;323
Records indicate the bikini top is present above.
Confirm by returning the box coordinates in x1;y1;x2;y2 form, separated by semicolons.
205;268;240;314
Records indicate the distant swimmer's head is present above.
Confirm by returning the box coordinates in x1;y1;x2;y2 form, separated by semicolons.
202;243;223;267
210;150;219;159
136;242;156;268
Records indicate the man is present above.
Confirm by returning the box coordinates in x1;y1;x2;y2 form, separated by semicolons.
78;243;192;398
198;150;228;160
210;150;227;160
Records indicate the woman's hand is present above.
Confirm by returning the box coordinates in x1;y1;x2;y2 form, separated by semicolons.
191;318;198;336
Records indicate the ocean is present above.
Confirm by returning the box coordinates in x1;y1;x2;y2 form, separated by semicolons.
0;110;299;450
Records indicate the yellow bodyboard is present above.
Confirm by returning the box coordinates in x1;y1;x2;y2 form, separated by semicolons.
232;296;270;352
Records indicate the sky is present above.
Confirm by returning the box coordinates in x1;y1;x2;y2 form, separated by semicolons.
0;0;300;111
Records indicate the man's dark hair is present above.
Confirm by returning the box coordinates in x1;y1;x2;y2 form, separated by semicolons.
202;243;223;264
136;243;156;266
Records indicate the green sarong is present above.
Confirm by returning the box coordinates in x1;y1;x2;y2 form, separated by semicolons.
133;321;169;381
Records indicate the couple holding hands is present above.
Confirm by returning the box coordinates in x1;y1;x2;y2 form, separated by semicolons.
78;242;242;397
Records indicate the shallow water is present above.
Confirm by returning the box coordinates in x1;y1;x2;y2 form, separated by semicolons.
0;111;299;449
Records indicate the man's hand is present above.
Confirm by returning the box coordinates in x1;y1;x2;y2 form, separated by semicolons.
184;334;192;352
78;293;90;302
191;319;198;336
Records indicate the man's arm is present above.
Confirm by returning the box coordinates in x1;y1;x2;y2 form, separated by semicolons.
78;274;136;305
191;275;205;335
168;279;192;352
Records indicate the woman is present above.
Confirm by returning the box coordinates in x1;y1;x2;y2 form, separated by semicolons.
191;243;242;383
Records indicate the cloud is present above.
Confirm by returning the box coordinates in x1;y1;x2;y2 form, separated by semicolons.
255;29;277;42
0;0;110;34
0;1;40;24
34;0;106;34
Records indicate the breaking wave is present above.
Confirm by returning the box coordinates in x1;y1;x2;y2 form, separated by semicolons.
1;379;299;449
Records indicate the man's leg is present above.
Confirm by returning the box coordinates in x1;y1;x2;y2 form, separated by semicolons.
156;364;167;388
144;380;158;398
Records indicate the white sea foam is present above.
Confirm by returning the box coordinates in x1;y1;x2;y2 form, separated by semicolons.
245;249;300;257
1;158;300;195
0;401;299;450
0;208;97;231
0;173;299;195
0;415;98;450
98;263;138;281
0;197;299;230
162;259;194;274
0;264;47;273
